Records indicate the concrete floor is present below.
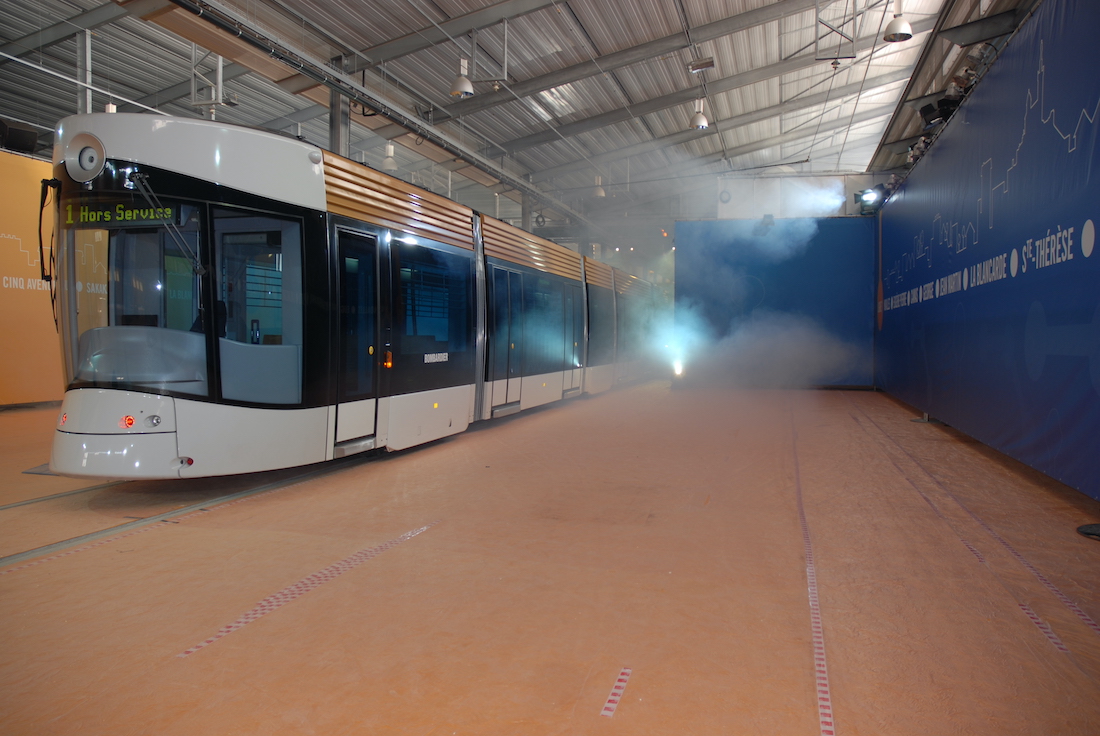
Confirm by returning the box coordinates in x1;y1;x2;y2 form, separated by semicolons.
1;383;1098;735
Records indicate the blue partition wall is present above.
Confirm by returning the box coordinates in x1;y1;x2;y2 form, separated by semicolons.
676;217;875;386
876;0;1100;500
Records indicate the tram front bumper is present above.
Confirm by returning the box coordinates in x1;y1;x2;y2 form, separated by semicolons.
49;388;185;479
51;430;183;479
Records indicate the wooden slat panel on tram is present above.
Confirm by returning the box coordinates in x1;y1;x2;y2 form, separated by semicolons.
322;152;474;251
583;257;613;290
481;215;582;282
613;267;645;296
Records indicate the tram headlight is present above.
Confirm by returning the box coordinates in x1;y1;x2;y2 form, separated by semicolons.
78;147;99;171
64;132;107;182
673;359;684;376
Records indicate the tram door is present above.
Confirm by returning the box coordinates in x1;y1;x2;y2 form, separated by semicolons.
336;231;378;445
490;266;523;407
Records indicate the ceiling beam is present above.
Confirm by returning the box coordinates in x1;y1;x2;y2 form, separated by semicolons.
903;88;947;110
441;0;820;121
351;0;556;70
0;0;171;64
258;103;330;131
498;16;937;155
118;61;251;111
586;142;862;221
716;104;895;161
268;0;558;97
938;9;1023;47
882;133;924;154
159;0;600;233
530;68;912;183
589;105;895;216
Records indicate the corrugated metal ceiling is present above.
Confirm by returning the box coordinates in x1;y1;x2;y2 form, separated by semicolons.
1;0;1038;261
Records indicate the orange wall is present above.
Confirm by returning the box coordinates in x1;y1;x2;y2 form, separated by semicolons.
0;150;64;405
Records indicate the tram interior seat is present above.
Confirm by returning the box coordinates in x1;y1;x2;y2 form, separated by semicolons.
218;338;300;404
75;325;208;395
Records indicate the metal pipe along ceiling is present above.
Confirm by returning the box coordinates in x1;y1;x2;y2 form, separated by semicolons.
164;0;599;231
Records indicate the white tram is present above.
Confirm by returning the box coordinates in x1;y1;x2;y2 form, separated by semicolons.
47;113;655;479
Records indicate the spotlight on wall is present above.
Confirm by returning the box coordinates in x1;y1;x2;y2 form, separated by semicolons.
689;99;708;130
855;185;888;214
382;142;398;172
883;0;913;43
688;57;715;74
593;175;606;198
450;58;474;98
921;97;959;128
919;97;961;128
919;103;943;127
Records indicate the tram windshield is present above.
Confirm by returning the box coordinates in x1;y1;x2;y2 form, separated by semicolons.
58;194;209;397
57;192;305;404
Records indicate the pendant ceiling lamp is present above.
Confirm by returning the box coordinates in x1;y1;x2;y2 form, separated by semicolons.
689;99;709;130
450;58;474;98
593;175;606;198
883;0;913;43
382;143;398;172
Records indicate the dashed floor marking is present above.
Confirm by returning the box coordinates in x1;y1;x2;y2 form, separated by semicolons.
846;397;1100;644
1019;603;1071;654
791;409;836;736
600;667;632;717
177;522;438;658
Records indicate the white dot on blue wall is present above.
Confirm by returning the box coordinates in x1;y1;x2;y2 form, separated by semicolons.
1082;219;1095;258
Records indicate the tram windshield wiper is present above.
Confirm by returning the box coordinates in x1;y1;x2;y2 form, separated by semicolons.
128;171;206;275
39;178;61;331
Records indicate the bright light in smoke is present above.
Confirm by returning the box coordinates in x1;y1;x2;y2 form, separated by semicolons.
650;302;709;382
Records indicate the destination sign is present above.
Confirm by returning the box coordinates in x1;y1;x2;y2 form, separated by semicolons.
64;200;180;229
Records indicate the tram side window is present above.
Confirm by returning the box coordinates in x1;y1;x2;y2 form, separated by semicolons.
490;268;511;382
213;208;303;405
389;241;475;394
523;275;565;375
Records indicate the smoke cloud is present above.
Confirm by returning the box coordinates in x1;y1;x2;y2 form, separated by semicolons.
677;311;865;388
744;218;820;261
658;216;870;388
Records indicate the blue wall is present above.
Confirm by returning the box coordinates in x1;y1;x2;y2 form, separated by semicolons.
877;0;1100;500
676;217;876;386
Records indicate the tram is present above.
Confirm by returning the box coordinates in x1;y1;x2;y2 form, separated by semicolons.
46;113;656;479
